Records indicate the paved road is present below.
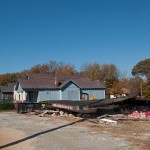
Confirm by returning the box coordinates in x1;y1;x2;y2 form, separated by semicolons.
0;112;132;150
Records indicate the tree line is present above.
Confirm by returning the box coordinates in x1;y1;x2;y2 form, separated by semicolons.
0;59;150;98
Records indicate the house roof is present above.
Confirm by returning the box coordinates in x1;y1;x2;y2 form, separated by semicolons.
0;86;5;92
0;83;16;93
17;74;105;90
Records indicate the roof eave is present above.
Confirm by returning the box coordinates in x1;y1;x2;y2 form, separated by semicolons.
23;87;60;90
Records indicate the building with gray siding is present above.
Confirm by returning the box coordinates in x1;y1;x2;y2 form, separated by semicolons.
0;83;15;102
14;74;105;102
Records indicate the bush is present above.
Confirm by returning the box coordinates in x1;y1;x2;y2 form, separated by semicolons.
0;103;14;111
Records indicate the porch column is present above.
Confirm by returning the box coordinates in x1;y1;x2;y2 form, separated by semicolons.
23;91;27;101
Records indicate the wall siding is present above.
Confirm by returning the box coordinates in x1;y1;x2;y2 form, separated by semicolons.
17;83;23;92
61;82;80;100
15;80;105;102
82;89;105;100
14;83;24;101
37;90;60;102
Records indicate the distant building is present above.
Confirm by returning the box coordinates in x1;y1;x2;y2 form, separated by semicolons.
0;83;16;102
110;88;130;99
121;88;130;97
14;74;105;102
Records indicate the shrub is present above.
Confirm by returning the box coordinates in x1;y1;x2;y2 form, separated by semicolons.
0;103;14;111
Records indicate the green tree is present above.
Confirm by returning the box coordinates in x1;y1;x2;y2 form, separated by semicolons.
132;58;150;80
132;58;150;97
142;82;150;98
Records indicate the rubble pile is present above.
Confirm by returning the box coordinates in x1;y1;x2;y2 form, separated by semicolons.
30;109;74;118
29;108;150;126
128;110;150;118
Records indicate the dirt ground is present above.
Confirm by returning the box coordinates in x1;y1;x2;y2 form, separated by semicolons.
63;116;150;150
83;120;150;150
0;128;34;150
0;112;149;150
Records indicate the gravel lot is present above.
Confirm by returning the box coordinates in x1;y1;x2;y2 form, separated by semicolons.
0;112;134;150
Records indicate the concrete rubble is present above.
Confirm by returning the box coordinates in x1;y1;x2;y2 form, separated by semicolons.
36;109;74;118
99;118;117;125
34;109;120;125
29;108;150;126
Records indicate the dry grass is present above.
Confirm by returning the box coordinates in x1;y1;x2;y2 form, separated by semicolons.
86;120;150;150
56;116;150;150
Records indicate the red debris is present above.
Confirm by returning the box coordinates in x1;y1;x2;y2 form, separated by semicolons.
129;110;150;118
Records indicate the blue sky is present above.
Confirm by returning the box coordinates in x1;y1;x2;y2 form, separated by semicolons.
0;0;150;76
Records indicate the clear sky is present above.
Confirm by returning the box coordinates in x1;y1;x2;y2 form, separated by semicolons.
0;0;150;76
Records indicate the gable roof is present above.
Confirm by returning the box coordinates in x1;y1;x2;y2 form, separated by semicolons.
0;83;16;93
17;74;105;90
59;80;81;89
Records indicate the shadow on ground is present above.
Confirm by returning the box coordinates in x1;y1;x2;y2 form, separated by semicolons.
0;119;85;149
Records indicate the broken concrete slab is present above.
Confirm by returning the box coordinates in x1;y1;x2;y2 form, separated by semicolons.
99;118;117;125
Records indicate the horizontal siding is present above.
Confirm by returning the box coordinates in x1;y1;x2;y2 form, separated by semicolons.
82;89;105;100
37;90;60;102
36;88;105;102
62;82;80;100
51;90;60;100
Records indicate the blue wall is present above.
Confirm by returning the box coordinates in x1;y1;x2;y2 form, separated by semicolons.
18;81;105;102
37;90;60;102
61;82;80;100
82;89;105;100
29;88;105;102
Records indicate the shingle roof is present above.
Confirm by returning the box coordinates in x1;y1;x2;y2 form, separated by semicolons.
0;86;5;92
73;78;104;89
0;83;16;93
18;74;105;89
